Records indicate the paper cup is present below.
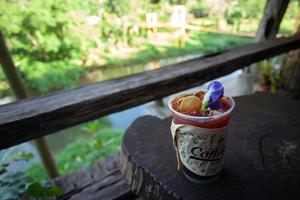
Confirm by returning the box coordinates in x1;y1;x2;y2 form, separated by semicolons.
168;91;235;183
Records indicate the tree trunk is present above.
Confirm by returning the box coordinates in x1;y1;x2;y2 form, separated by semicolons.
281;2;300;95
281;49;300;94
255;0;290;42
239;0;290;95
0;30;59;178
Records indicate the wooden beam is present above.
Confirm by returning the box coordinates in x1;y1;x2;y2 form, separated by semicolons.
1;34;300;149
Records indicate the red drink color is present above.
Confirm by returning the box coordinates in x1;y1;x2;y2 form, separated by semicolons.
173;114;230;128
172;93;232;127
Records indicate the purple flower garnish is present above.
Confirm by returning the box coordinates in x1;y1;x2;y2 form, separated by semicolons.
201;81;224;110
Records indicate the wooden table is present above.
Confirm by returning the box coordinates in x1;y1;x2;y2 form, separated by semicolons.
120;92;300;200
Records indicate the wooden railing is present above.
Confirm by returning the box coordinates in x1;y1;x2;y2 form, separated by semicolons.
1;34;300;150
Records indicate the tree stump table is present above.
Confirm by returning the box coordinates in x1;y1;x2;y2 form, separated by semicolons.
120;92;300;200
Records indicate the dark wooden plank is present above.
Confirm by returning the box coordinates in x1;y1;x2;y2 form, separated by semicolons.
120;93;300;200
104;154;120;172
53;174;77;195
53;154;120;197
1;35;300;149
21;155;139;200
90;160;107;179
63;170;137;200
89;154;120;179
73;168;94;189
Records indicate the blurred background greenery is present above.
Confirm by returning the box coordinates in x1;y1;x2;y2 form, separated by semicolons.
0;0;299;198
1;0;297;97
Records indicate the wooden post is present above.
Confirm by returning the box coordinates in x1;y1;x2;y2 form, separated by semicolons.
0;30;59;178
239;0;290;95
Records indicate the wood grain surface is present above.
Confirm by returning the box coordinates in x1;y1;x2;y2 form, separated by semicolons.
121;93;300;200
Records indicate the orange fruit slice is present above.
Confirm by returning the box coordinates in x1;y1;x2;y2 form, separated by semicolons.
179;95;201;113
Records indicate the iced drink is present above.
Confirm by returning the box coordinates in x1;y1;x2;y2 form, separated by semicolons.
168;81;235;183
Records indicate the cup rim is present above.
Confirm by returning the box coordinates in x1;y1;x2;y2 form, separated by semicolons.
168;90;235;122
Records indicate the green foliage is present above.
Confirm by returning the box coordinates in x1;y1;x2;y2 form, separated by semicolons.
20;61;85;92
0;75;11;97
281;0;298;20
0;170;31;200
0;0;93;93
27;127;124;181
81;120;102;134
26;182;62;198
10;152;34;162
0;0;296;97
237;0;266;19
259;59;282;93
0;151;62;199
168;0;188;5
225;2;246;32
97;1;145;47
279;0;299;36
190;1;209;18
102;0;130;17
